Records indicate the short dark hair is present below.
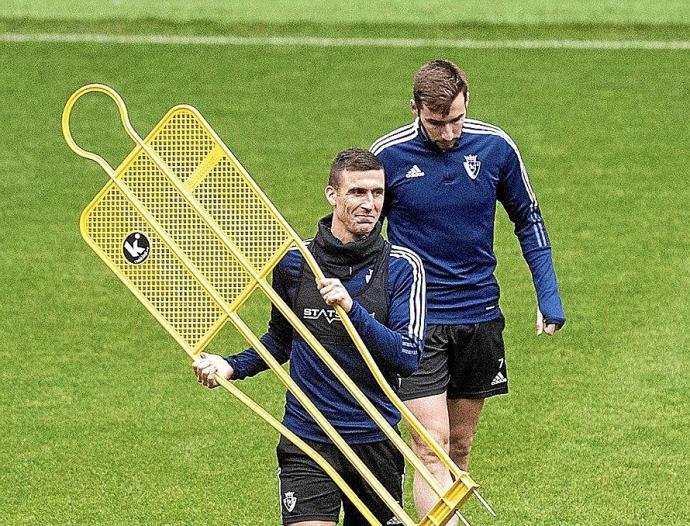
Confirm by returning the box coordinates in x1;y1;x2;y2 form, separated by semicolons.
413;59;469;116
328;148;383;188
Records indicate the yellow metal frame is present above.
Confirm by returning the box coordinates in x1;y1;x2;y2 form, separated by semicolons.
63;84;494;526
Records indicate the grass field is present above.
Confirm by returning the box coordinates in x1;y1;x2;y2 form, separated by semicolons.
4;0;690;25
1;2;689;525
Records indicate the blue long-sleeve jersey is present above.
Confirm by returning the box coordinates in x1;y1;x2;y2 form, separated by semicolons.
225;243;427;444
372;118;565;325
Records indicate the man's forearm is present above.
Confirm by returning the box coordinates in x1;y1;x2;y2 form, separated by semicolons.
348;301;420;376
225;331;291;380
523;247;566;325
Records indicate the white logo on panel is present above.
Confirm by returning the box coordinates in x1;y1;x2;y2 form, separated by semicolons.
123;232;150;264
463;154;481;179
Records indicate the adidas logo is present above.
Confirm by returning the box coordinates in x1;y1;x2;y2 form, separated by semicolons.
386;518;403;525
404;165;425;178
491;371;507;386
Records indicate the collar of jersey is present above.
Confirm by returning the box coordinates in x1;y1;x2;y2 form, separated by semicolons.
417;118;463;153
311;215;385;280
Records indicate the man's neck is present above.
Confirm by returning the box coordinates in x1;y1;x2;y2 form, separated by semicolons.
330;225;367;245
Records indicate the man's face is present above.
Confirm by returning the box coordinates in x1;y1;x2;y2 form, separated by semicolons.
412;92;467;150
326;169;385;243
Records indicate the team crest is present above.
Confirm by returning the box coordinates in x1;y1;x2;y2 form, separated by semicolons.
283;491;297;512
463;154;481;180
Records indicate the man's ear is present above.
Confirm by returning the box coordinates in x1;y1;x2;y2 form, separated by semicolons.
410;99;417;115
325;186;337;207
466;91;470;108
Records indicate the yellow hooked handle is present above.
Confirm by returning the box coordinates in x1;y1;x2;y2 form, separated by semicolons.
62;83;144;176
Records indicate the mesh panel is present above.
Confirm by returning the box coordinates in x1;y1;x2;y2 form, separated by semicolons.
148;111;215;184
194;156;290;272
84;107;293;351
120;152;253;304
146;108;290;274
87;185;225;349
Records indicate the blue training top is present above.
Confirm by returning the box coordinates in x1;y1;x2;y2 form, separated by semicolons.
371;118;566;326
225;241;427;444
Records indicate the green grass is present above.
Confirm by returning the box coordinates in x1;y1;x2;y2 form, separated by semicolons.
3;0;690;25
1;7;689;526
3;0;689;44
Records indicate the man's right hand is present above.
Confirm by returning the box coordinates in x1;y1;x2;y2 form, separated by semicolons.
192;352;234;388
536;307;561;336
317;277;353;312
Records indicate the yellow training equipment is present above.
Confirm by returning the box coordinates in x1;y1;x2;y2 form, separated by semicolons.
63;84;494;526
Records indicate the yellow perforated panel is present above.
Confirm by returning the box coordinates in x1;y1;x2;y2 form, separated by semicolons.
148;111;215;184
82;106;291;352
86;185;226;349
194;156;290;272
146;109;290;274
120;152;254;304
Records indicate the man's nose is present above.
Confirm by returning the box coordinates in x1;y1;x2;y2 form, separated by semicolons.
441;124;455;140
361;192;375;209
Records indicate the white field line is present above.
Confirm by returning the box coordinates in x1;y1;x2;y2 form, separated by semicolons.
1;32;689;50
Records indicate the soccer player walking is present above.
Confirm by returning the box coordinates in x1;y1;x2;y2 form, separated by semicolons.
371;60;566;521
193;148;426;526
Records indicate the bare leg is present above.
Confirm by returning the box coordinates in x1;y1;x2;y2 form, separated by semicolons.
405;393;458;526
447;398;485;471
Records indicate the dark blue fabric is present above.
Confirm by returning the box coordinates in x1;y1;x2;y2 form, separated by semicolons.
225;245;426;444
372;118;566;326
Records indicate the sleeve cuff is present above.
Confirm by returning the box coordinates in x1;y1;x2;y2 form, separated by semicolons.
544;317;566;327
224;356;242;380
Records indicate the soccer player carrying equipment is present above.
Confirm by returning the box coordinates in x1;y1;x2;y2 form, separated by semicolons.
63;84;495;526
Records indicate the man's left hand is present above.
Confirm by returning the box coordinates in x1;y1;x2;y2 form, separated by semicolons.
317;278;353;312
192;352;233;388
536;308;561;336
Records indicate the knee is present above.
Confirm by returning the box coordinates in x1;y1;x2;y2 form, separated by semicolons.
411;428;449;465
449;433;474;461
